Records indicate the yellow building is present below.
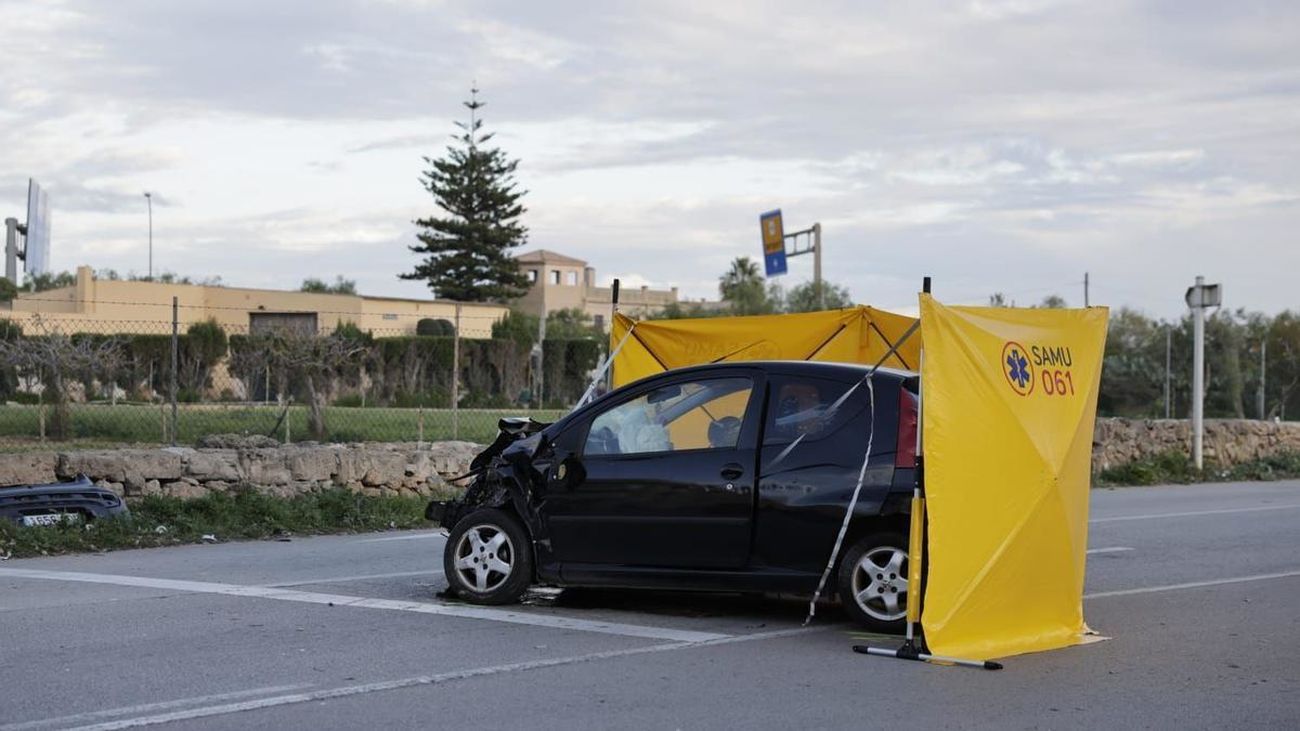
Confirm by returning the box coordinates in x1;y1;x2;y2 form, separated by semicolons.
2;266;508;337
513;249;716;329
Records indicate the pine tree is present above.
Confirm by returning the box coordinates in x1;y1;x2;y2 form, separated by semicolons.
401;88;530;302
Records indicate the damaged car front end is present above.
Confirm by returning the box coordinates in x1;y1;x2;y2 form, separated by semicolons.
425;416;552;532
426;415;572;605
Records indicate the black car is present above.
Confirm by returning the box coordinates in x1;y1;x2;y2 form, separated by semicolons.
0;475;129;526
429;361;919;632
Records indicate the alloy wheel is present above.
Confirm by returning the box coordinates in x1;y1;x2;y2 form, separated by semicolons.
851;544;909;622
452;524;514;593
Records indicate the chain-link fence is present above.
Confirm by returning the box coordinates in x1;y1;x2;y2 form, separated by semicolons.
0;301;604;451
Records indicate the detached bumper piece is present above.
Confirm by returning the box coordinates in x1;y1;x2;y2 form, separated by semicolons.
0;475;129;526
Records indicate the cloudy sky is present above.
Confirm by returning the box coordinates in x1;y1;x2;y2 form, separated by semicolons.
2;0;1297;318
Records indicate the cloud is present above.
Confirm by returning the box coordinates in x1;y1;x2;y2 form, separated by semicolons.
0;0;1296;319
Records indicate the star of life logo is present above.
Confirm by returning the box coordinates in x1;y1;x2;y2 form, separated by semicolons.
1002;341;1034;396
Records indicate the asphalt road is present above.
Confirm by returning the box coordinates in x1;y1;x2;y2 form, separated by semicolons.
1;480;1297;730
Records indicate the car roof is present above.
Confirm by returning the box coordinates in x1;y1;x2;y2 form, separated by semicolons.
636;360;917;382
548;360;917;433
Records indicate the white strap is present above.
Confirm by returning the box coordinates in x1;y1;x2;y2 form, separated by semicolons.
574;324;636;410
804;372;876;625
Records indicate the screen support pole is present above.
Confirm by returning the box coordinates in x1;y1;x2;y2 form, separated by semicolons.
852;276;1003;670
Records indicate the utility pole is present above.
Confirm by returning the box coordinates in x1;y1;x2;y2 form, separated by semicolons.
1164;326;1173;418
144;192;153;280
452;302;461;439
1083;272;1089;307
4;217;18;286
1186;276;1222;470
1258;340;1267;420
170;296;179;447
535;312;547;409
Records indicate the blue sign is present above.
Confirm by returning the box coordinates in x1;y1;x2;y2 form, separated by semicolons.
760;210;787;277
764;250;788;277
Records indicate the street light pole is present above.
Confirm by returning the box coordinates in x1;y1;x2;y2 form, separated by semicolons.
144;192;153;280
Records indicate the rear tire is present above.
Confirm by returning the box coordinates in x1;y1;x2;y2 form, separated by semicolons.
838;532;909;634
443;508;533;605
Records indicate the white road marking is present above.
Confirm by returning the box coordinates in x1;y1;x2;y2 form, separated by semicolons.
1085;547;1134;555
267;569;441;587
1085;570;1300;599
1090;503;1300;523
0;568;728;644
62;626;829;731
356;532;445;543
0;684;314;731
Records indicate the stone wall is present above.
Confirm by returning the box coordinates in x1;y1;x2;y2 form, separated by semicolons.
1092;418;1300;473
2;418;1298;497
0;441;481;499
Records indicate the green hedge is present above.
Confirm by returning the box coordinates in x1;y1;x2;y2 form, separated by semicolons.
227;334;602;408
5;323;602;410
70;330;225;401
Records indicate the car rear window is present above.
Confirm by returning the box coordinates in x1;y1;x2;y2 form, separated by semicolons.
764;375;866;445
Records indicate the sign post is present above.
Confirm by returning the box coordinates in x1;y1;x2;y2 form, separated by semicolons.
1185;277;1222;470
760;210;787;277
759;210;825;306
813;222;823;308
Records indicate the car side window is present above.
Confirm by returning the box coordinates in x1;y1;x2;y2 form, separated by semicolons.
584;377;753;456
764;376;864;446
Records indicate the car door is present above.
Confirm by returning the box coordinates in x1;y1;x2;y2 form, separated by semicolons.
543;372;763;570
750;372;890;573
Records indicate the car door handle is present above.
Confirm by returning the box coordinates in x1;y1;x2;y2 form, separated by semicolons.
720;463;745;480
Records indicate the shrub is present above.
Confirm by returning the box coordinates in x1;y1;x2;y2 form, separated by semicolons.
1097;449;1300;486
334;321;374;344
416;318;456;337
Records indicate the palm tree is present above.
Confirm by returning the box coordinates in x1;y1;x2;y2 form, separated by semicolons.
719;257;763;300
719;257;777;315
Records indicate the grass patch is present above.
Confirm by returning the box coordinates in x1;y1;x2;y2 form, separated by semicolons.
0;404;565;451
1096;450;1300;487
0;487;442;559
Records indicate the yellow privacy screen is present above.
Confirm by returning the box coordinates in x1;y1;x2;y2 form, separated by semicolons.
918;294;1109;659
609;307;919;388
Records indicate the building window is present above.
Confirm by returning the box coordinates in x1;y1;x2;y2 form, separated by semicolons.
593;314;605;330
565;271;578;286
528;269;538;283
551;270;561;285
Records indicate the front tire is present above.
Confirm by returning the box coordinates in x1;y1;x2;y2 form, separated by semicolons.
838;532;910;634
443;508;533;605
